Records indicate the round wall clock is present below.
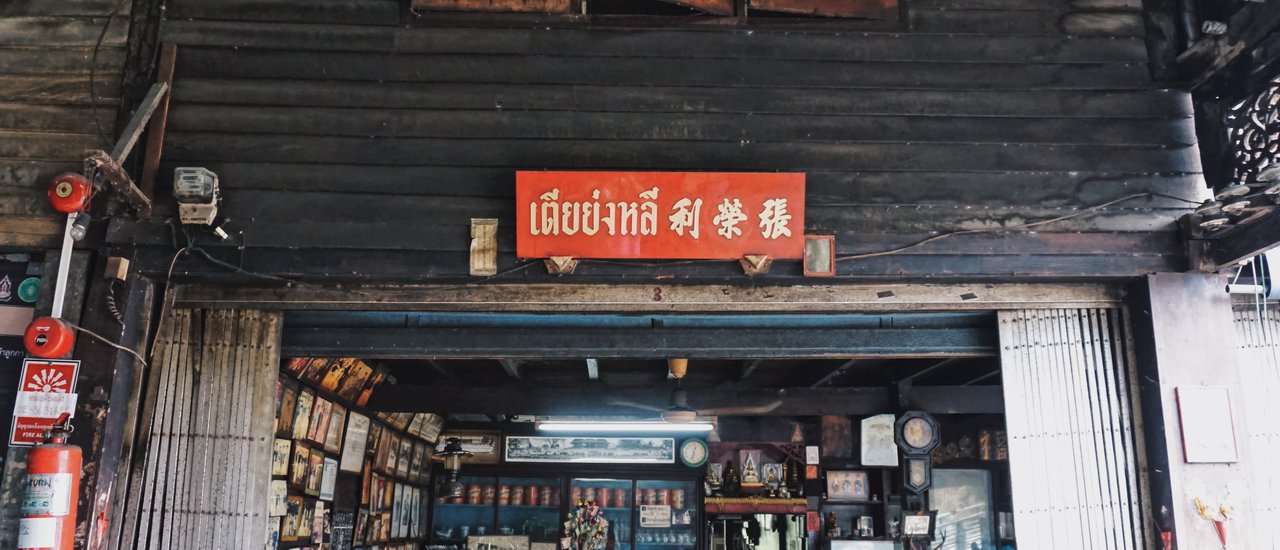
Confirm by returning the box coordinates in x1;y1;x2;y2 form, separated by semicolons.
894;411;941;455
679;438;709;468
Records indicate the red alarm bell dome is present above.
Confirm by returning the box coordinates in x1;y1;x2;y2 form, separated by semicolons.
47;173;92;214
23;316;75;359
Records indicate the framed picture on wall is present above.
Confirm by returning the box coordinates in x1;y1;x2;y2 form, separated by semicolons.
825;470;870;501
282;495;304;541
397;438;413;478
441;431;503;465
504;436;673;464
289;443;310;488
308;397;332;445
276;381;298;437
337;359;374;403
325;404;346;454
271;438;291;476
292;388;314;441
306;448;325;496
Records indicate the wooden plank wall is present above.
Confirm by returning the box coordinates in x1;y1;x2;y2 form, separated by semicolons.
112;0;1206;282
0;0;130;248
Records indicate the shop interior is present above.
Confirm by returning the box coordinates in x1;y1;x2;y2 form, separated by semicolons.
267;316;1015;550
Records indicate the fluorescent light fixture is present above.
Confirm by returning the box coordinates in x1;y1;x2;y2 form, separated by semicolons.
536;420;714;433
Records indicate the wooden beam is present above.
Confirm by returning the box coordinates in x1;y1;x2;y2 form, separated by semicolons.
904;386;1004;415
425;359;458;382
110;81;168;162
499;359;523;379
174;283;1123;312
1199;209;1280;270
1174;1;1280;89
809;359;860;388
901;357;960;383
283;326;996;359
411;0;571;13
962;369;1000;386
140;43;177;200
368;384;1000;415
85;150;152;217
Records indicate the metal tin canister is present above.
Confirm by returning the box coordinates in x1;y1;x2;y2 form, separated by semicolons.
598;488;612;508
552;489;561;506
583;487;596;504
671;489;685;509
483;485;496;504
570;486;582;504
643;488;657;505
614;488;626;506
511;487;525;506
498;485;511;505
527;485;540;505
539;487;553;507
467;485;482;504
656;489;669;506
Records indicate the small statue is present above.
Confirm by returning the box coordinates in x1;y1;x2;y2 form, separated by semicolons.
723;460;741;497
824;511;840;538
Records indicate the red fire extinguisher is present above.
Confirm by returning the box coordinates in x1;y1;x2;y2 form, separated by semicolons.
18;413;80;550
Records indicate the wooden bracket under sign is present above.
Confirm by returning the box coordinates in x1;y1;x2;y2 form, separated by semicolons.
544;256;578;275
469;218;498;276
739;254;772;275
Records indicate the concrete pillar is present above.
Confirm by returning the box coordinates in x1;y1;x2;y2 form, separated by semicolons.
1132;272;1259;548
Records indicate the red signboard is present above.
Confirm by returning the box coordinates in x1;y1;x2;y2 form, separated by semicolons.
10;359;79;446
516;172;805;260
19;360;77;394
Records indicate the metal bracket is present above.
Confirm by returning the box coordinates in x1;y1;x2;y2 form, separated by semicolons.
544;256;578;275
84;81;170;218
739;254;772;275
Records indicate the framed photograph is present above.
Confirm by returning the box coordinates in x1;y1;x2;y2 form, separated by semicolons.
282;495;304;541
386;434;402;475
391;483;403;539
300;357;331;386
396;438;413;478
311;500;326;544
420;413;445;444
375;428;393;473
337;359;373;403
321;358;357;394
354;510;369;546
504;436;674;464
320;457;338;501
340;412;370;473
271;438;291;476
325;403;346;454
738;449;763;486
361;461;372;506
901;511;937;538
356;367;389;408
284;357;310;376
277;381;299;437
825;470;870;501
468;535;531;550
292;388;314;441
306;448;325;496
297;499;314;539
269;479;288;516
266;516;281;550
308;397;332;445
409;442;425;481
289;443;310;488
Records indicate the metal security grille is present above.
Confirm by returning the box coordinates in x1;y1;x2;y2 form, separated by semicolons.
997;309;1145;550
115;308;282;550
1234;305;1280;546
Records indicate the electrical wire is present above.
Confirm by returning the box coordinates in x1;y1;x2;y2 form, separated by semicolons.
106;278;126;325
835;192;1193;262
148;247;186;364
89;0;130;148
65;320;147;367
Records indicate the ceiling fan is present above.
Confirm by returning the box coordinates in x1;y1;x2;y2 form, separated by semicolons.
610;358;782;423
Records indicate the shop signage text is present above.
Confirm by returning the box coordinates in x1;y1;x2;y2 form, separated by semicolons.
516;172;805;260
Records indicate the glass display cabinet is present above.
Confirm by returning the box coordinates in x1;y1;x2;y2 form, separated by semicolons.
432;474;701;550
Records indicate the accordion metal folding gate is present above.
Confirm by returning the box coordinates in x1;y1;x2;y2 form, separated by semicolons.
997;309;1146;550
115;308;282;550
1233;305;1280;547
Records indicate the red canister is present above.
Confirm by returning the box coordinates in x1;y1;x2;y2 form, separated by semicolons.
527;485;540;505
614;488;626;506
467;485;482;505
499;485;511;505
643;489;656;505
511;487;525;506
571;486;582;504
598;488;612;508
672;489;685;509
540;487;553;507
483;485;496;504
656;489;669;506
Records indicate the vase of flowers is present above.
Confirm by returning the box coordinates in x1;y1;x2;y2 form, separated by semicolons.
564;501;610;550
